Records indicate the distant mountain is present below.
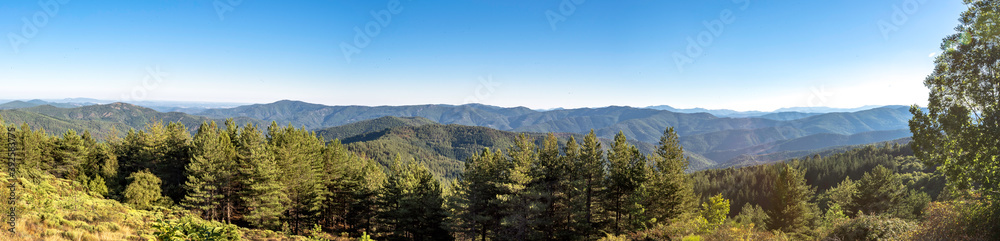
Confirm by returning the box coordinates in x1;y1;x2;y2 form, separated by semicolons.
1;103;264;139
756;112;824;121
197;100;915;169
645;105;890;119
196;100;537;130
644;105;768;117
773;105;885;113
0;100;91;109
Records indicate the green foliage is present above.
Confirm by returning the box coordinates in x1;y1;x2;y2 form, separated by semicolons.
236;122;287;229
768;163;816;239
734;203;769;229
152;215;242;241
681;235;702;241
604;131;650;233
183;121;237;222
358;231;375;241
647;127;697;223
378;157;452;241
908;0;1000;208
819;203;849;235
699;193;729;233
824;214;917;241
854;165;904;215
908;198;993;240
819;177;857;216
124;169;163;210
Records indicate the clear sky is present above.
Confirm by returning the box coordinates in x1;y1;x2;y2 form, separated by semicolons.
0;0;968;111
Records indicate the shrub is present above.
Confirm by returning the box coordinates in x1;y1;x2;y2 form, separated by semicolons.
151;215;242;241
681;235;702;241
824;214;917;241
906;200;992;241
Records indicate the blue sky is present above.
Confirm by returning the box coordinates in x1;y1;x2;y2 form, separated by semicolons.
0;0;967;111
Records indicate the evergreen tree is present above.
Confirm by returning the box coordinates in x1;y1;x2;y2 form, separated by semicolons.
574;130;606;239
183;121;236;222
561;136;581;239
346;156;386;235
768;162;817;239
54;129;87;178
604;131;648;233
268;122;326;234
853;165;903;215
379;158;451;241
821;177;858;216
529;133;573;240
647;127;696;224
235;123;286;229
498;134;537;240
451;148;505;240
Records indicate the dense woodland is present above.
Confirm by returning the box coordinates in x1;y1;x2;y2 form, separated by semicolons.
0;116;983;240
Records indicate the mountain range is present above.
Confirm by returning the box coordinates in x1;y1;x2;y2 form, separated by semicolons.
644;104;886;118
0;99;918;170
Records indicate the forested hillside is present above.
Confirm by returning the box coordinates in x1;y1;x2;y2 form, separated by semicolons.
334;122;674;179
196;101;915;167
0;119;978;240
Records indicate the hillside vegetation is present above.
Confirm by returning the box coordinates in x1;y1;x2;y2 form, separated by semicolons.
199;101;915;167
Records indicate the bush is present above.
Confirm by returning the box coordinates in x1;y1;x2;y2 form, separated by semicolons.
152;215;242;241
907;200;992;241
681;235;702;241
824;214;916;241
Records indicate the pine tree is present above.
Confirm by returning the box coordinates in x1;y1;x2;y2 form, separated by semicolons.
529;133;572;240
561;135;582;239
604;131;648;233
575;130;606;239
647;127;696;224
236;123;286;229
183;121;236;222
768;162;817;239
347;156;386;236
54;129;87;178
821;177;858;216
451;148;504;240
379;157;451;241
853;165;903;215
268;122;325;234
498;134;536;240
315;138;367;232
